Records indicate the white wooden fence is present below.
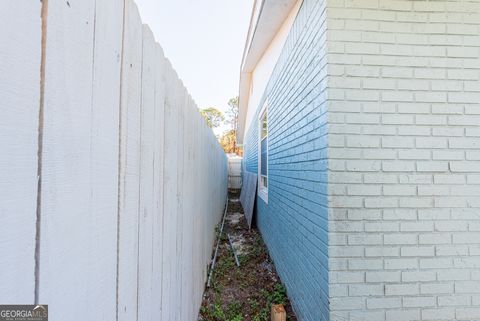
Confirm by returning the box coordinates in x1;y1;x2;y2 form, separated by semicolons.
228;154;243;189
0;1;228;320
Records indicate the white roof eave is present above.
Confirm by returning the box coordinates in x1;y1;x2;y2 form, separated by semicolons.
237;0;297;144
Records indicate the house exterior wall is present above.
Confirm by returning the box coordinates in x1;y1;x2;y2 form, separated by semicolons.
243;0;330;320
243;0;480;320
327;1;480;321
244;0;302;137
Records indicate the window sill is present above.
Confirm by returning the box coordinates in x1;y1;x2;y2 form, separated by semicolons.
258;188;268;204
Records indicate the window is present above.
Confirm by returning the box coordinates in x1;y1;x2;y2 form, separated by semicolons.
258;102;268;202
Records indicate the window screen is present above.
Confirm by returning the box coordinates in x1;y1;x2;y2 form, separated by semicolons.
261;137;267;177
260;110;268;182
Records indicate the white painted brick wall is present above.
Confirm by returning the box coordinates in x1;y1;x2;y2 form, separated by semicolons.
327;1;480;320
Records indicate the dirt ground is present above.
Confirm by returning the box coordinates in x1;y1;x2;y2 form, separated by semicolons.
199;190;297;321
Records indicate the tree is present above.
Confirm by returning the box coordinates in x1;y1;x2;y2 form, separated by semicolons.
219;129;237;154
225;96;239;153
200;107;224;129
226;97;239;131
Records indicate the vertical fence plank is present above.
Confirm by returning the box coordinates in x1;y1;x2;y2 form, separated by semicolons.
117;1;143;320
181;94;192;320
151;42;166;318
39;0;96;319
175;82;186;319
193;110;205;312
0;0;41;303
137;24;156;321
88;0;124;318
162;60;179;321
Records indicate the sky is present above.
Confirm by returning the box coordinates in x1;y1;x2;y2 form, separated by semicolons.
135;0;254;134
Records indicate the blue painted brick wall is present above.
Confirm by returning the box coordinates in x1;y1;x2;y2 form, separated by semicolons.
243;1;329;320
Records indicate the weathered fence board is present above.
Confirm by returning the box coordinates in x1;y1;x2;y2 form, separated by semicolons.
137;24;156;321
181;94;194;320
0;0;41;303
0;1;227;320
161;60;178;321
151;42;166;317
39;1;97;320
117;1;143;320
175;82;186;319
88;0;124;318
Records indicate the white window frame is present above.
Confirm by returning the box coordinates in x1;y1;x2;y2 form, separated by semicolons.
258;101;268;203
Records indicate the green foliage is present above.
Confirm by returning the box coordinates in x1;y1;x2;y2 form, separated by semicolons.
219;129;236;154
219;96;240;154
200;297;225;320
201;298;244;321
226;96;239;128
252;309;269;321
226;301;243;320
212;302;225;320
269;283;288;306
249;234;266;259
200;107;224;128
237;254;248;266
